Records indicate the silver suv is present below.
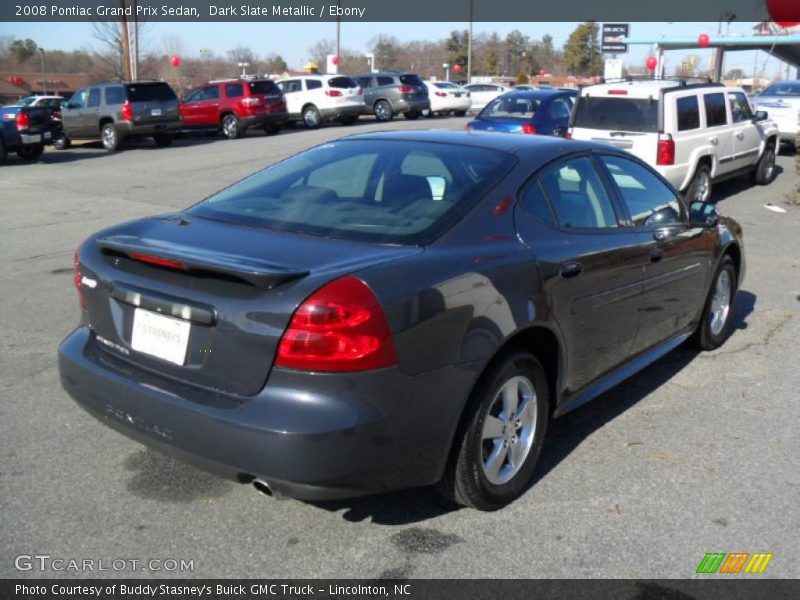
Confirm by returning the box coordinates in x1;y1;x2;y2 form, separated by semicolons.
353;72;430;122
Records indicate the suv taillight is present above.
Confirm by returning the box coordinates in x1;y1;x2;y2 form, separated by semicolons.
397;86;413;94
275;276;397;372
73;244;87;308
241;96;262;107
656;133;675;165
521;123;537;135
121;100;133;122
15;111;30;131
325;89;343;97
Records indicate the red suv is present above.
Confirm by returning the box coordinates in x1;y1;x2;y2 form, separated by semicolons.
180;79;287;139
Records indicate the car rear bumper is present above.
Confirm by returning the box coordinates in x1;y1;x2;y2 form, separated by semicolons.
319;104;364;120
58;327;474;500
393;97;430;113
119;120;183;137
240;111;288;128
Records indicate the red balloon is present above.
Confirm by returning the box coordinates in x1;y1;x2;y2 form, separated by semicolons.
170;55;181;68
646;56;658;71
698;33;710;47
766;0;799;25
453;64;463;73
331;55;340;66
539;68;547;76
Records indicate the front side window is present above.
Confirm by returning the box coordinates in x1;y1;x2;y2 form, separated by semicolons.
676;95;700;131
727;92;753;123
600;154;682;227
70;89;88;108
189;140;517;244
538;157;618;229
704;93;728;127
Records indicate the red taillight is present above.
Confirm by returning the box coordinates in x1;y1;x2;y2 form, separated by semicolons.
521;123;537;135
325;89;343;97
121;100;133;122
435;91;447;97
128;252;187;271
275;276;397;372
608;89;628;95
564;129;573;139
241;96;262;107
398;86;413;94
656;133;675;165
73;245;87;308
15;111;30;131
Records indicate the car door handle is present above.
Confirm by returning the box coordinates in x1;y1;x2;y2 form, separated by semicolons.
650;249;664;263
735;132;744;140
560;262;583;279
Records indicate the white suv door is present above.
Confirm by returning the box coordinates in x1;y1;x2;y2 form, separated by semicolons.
701;91;736;176
278;79;304;118
727;90;762;170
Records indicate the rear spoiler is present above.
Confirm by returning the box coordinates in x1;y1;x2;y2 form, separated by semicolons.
97;235;309;290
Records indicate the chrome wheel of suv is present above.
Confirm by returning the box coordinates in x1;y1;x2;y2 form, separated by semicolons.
374;100;393;122
222;114;241;139
302;105;321;129
101;123;120;152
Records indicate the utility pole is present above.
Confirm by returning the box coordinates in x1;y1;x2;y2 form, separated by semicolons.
467;0;474;84
336;0;341;63
119;0;131;80
38;48;46;94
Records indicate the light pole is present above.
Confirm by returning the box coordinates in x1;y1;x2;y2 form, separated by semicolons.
238;62;250;77
467;0;473;84
39;48;46;94
366;53;375;73
443;63;450;81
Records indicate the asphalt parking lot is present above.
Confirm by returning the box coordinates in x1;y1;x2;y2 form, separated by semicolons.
1;118;799;579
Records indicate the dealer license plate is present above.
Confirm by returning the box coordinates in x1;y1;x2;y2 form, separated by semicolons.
131;308;190;365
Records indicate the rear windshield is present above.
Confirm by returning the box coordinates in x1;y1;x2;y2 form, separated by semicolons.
399;74;424;86
328;76;358;89
481;96;541;119
573;96;659;132
189;140;516;245
434;82;460;89
248;80;280;95
125;82;177;102
760;82;800;97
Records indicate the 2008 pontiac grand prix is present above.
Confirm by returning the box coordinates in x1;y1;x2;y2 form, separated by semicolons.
59;131;743;510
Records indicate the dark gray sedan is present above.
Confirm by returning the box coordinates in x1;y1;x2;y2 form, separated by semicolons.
58;131;744;510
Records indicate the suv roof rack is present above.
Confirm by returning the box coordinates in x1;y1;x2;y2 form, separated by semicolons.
600;75;720;86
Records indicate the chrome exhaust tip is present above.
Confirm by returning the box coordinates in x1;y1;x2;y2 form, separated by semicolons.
252;478;274;497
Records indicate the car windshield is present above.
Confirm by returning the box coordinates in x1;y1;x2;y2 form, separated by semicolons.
572;96;659;132
189;140;516;245
125;82;177;102
760;82;800;97
248;80;280;95
482;96;541;119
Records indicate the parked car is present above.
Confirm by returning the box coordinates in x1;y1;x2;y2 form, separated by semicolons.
354;72;430;121
60;131;745;510
752;80;800;148
58;81;182;152
466;89;576;136
463;83;509;112
0;103;54;164
569;80;779;202
423;81;471;117
180;78;287;138
275;75;363;129
13;94;65;109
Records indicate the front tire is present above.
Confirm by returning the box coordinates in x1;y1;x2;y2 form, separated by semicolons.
752;142;776;185
692;255;737;351
101;123;121;152
436;351;549;511
685;163;712;203
302;105;322;129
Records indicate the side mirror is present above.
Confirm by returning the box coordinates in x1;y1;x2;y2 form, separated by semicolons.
754;110;768;121
689;200;719;227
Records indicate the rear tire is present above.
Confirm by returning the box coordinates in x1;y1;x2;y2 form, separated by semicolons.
18;144;44;161
101;123;121;152
153;134;173;147
752;142;776;185
53;133;71;150
435;351;550;511
685;163;712;203
692;255;737;351
222;114;243;139
302;105;322;129
374;100;394;122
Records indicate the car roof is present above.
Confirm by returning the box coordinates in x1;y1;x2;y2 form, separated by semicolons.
501;89;570;99
580;80;726;98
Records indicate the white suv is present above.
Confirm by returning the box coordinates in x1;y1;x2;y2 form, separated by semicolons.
275;75;364;129
569;80;779;201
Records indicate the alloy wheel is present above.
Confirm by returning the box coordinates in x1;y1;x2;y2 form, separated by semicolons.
709;269;732;336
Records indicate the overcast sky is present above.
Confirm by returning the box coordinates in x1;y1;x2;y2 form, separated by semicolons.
0;21;793;77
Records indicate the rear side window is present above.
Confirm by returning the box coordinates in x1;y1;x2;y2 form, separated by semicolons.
105;86;125;105
87;88;101;108
190;140;517;245
306;79;322;90
704;93;728;127
328;77;357;89
125;83;177;102
538;157;617;229
225;83;244;97
248;80;279;95
399;74;424;86
676;96;700;131
377;76;394;86
572;96;659;133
